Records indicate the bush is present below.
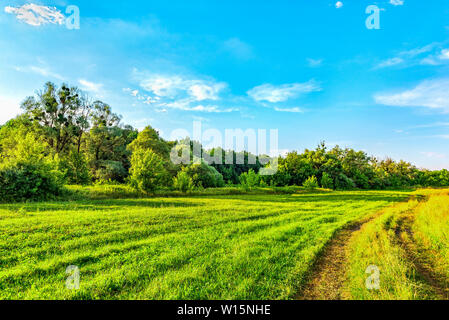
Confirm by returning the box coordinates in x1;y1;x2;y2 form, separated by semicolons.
0;131;65;202
303;176;319;190
320;172;334;189
129;149;169;193
183;162;225;189
239;169;260;190
173;171;194;192
0;161;64;202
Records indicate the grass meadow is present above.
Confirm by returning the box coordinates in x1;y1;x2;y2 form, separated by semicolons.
0;188;410;300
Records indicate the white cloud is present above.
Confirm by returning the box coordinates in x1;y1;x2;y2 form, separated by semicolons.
133;73;235;113
188;83;226;101
4;3;65;27
375;78;449;112
274;107;303;113
439;49;449;60
375;57;404;69
390;0;404;6
140;75;226;101
400;43;437;57
247;81;321;103
376;42;443;69
335;2;343;9
79;79;103;93
0;96;22;125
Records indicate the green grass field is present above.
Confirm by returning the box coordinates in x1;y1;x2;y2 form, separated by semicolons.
0;188;411;300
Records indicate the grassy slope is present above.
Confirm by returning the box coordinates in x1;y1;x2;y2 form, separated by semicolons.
0;189;409;300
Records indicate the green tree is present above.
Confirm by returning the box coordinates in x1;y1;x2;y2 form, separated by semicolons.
239;169;260;190
129;149;169;193
183;162;225;188
320;172;334;189
173;170;194;192
21;82;88;154
303;176;319;190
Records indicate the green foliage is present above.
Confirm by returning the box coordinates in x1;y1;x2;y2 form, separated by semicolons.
207;148;264;184
239;169;260;190
85;125;137;182
21;82;89;154
56;151;91;185
128;126;171;159
303;176;319;190
334;173;356;190
95;160;128;183
0;132;64;202
183;162;225;189
173;171;194;192
1;82;448;202
320;172;334;189
129;148;169;193
0;161;64;202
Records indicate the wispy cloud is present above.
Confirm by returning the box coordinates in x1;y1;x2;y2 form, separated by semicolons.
390;0;404;6
274;107;303;113
375;42;449;69
375;78;449;112
375;57;404;69
411;122;449;129
4;4;65;27
14;65;64;80
161;99;237;113
140;75;226;101
79;79;103;93
247;81;321;103
126;72;237;113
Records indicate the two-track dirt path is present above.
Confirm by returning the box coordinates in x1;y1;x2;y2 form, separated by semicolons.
394;213;449;299
297;218;374;300
297;196;449;300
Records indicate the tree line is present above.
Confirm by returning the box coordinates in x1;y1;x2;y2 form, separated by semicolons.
0;82;447;201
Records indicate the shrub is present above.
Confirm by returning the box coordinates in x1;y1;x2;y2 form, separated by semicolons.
129;149;169;193
240;169;260;190
0;132;65;202
183;162;225;189
173;171;194;192
303;176;319;190
0;161;64;202
320;172;334;189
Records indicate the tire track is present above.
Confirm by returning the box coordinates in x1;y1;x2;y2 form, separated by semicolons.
297;216;377;300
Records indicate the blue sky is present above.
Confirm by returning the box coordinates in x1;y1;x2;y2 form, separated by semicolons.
1;0;449;169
